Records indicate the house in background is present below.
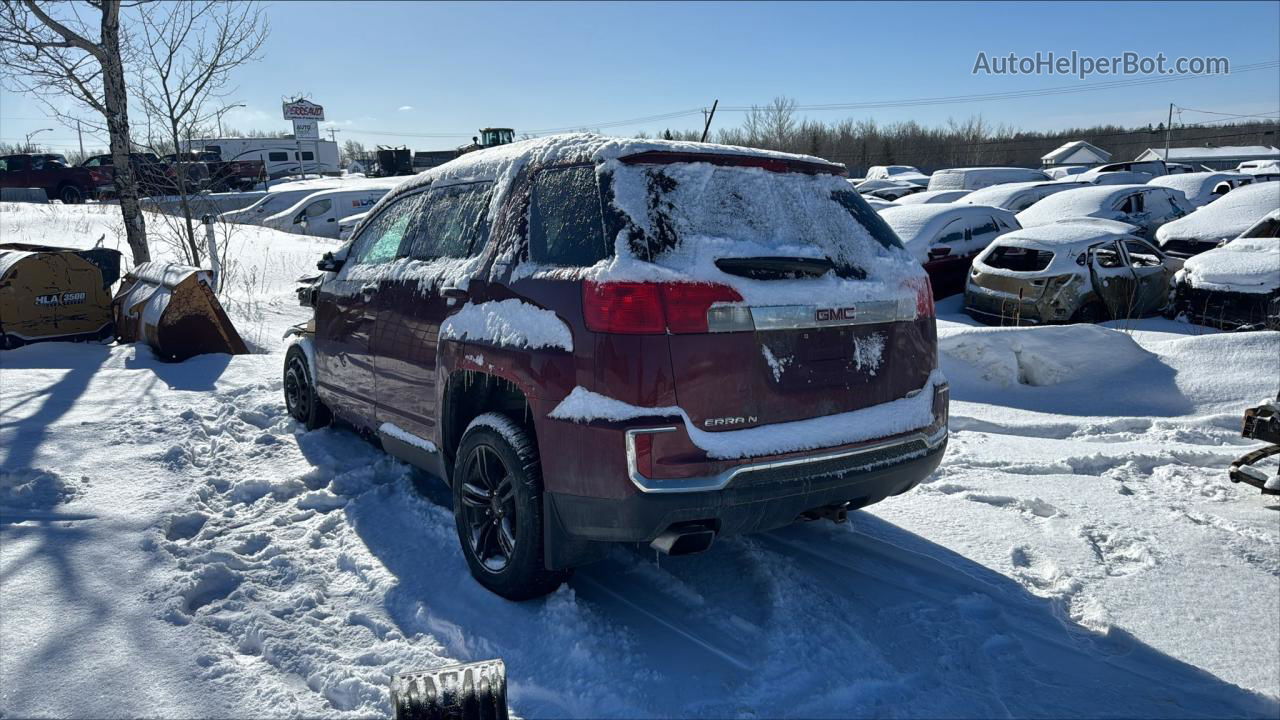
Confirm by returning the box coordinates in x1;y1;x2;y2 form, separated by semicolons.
1041;140;1112;167
1135;145;1280;171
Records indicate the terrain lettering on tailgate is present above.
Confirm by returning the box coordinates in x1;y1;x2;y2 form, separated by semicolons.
703;415;759;427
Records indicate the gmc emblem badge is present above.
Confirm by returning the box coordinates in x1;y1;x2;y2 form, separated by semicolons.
816;306;856;322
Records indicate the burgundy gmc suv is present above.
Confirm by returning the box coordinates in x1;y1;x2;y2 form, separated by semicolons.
284;134;949;599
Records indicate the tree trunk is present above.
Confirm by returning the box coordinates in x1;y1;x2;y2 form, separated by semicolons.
100;0;149;265
169;122;200;264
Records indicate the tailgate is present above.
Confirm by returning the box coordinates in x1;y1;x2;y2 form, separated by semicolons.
667;300;934;430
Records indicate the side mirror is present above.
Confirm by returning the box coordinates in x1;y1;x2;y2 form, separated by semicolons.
317;252;344;273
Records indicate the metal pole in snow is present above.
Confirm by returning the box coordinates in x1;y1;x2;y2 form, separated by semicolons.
202;213;221;292
1164;103;1174;168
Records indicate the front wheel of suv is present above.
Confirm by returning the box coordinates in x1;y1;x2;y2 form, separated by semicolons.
283;344;331;430
452;412;569;600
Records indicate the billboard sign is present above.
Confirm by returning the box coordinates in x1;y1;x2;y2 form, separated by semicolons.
293;119;320;141
282;99;325;121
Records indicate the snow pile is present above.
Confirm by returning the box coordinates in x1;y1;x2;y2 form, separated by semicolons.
1156;182;1280;244
940;325;1152;388
1179;237;1280;293
550;370;944;460
0;469;80;509
439;299;574;351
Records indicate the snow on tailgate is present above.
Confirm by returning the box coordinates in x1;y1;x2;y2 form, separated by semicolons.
550;369;944;459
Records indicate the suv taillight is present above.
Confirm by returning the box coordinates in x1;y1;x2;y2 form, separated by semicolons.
88;168;111;184
582;281;743;334
906;276;934;319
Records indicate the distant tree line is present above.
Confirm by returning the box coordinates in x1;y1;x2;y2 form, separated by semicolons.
644;97;1279;175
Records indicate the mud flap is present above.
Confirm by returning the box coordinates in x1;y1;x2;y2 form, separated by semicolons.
392;659;509;720
112;262;247;361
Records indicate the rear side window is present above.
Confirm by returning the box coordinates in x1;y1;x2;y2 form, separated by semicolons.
530;165;608;266
350;193;426;266
407;182;492;260
984;245;1054;272
830;190;904;250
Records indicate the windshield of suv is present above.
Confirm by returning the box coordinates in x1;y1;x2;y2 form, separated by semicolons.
607;161;904;274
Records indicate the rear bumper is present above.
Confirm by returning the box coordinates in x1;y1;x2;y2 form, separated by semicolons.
546;433;946;545
1175;284;1280;330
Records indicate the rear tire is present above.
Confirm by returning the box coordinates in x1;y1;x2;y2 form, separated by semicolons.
283;344;330;430
452;412;569;600
58;184;85;204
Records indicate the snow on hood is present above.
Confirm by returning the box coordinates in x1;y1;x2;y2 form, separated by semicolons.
1179;237;1280;293
940;324;1153;388
1155;182;1280;244
894;189;972;205
1016;184;1148;227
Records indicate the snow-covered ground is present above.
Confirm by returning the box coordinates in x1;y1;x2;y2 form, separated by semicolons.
2;202;1278;718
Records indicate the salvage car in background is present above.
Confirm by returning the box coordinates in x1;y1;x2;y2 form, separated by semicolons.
1148;171;1254;208
880;204;1020;297
960;181;1088;212
893;189;972;205
1016;184;1191;238
964;223;1182;325
927;166;1050;191
1172;208;1280;330
865;164;930;186
1154;182;1280;257
262;187;390;238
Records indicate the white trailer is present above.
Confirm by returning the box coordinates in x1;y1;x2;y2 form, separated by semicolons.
181;137;340;180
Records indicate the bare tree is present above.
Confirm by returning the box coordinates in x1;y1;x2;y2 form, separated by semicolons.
134;1;267;265
0;0;149;263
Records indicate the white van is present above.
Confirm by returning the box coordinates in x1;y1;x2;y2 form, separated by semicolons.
927;167;1050;191
220;177;401;225
261;187;392;238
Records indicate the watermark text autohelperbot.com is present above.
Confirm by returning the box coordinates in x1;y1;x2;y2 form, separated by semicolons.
973;51;1229;80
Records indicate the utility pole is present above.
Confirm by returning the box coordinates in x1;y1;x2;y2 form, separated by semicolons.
327;127;339;143
700;99;719;143
76;119;84;158
1164;102;1174;166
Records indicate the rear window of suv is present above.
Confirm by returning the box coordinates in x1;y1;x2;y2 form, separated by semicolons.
609;161;903;272
984;245;1054;272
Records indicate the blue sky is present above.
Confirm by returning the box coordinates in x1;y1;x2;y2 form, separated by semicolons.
3;1;1278;154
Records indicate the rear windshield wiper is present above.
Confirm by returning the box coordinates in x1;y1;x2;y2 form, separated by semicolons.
714;256;866;281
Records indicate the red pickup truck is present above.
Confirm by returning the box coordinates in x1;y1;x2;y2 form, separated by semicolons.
0;153;114;203
167;151;265;192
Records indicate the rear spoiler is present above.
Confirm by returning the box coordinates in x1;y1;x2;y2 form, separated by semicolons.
619;150;846;177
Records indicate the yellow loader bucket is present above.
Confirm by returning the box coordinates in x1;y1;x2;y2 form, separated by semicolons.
112;262;247;361
0;243;120;349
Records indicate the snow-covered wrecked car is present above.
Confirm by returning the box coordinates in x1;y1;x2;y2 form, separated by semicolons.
893;189;972;205
879;204;1020;298
964;222;1182;325
927;166;1050;191
959;180;1088;212
1172;208;1280;330
865;164;930;186
1154;181;1280;258
283;134;949;599
1147;171;1254;208
1016;184;1192;238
